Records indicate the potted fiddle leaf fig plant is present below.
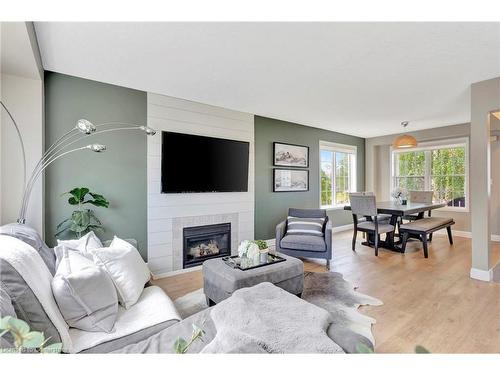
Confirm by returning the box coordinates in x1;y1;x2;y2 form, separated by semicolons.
55;187;109;239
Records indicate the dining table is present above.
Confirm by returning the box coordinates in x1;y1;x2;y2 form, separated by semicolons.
343;200;447;252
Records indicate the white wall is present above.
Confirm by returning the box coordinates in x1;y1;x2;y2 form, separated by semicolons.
0;74;44;233
1;22;44;234
147;93;254;276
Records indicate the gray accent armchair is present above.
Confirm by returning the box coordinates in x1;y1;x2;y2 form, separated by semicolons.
275;208;333;270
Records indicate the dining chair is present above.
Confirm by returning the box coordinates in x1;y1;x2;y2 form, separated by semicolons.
349;194;396;256
404;190;434;221
350;192;392;222
404;190;435;241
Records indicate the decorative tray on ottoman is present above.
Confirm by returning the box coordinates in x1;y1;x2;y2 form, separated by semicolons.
222;254;286;271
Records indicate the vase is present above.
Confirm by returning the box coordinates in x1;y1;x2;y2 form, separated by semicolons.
259;249;269;264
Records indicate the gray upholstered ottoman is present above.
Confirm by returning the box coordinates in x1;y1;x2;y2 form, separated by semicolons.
202;253;304;305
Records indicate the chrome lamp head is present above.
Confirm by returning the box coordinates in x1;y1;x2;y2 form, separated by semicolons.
140;125;156;136
87;144;107;152
76;119;96;134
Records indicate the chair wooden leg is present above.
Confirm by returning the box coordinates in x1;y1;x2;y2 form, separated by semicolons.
422;234;429;258
326;259;331;270
446;226;453;245
401;232;409;253
352;230;357;251
374;232;379;256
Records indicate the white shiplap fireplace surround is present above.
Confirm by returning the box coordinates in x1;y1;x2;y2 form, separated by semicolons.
147;93;255;278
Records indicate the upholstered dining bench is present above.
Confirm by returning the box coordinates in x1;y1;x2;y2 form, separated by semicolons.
399;217;455;258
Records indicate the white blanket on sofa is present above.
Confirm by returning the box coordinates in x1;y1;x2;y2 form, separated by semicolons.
201;282;343;353
0;235;73;351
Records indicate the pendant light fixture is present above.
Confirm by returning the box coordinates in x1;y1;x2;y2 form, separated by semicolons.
393;121;417;149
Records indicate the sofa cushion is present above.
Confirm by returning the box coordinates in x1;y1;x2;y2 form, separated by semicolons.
90;236;150;309
0;258;61;345
280;234;327;252
0;286;16;318
57;231;103;260
357;221;395;234
288;208;327;218
52;246;118;333
0;224;56;275
286;217;325;237
78;321;177;353
400;217;454;232
68;286;181;353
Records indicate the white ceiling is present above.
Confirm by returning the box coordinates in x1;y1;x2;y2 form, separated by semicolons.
34;22;500;138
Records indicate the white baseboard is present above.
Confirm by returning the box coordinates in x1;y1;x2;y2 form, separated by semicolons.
433;229;500;242
470;267;493;282
332;224;354;233
151;265;202;280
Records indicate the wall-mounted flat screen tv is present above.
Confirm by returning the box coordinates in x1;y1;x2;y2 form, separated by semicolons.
161;131;249;193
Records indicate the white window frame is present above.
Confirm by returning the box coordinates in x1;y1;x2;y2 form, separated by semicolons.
319;141;357;210
390;137;469;212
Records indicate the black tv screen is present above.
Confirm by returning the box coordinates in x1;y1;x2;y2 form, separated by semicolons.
161;132;250;193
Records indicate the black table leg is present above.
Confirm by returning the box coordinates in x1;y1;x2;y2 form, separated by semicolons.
361;214;404;253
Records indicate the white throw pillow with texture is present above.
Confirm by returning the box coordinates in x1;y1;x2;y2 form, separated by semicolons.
52;246;118;332
90;236;150;309
57;231;103;259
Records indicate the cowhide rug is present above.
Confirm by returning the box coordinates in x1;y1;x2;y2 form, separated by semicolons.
174;271;382;353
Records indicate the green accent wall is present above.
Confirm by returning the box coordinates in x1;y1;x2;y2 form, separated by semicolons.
254;116;365;239
44;72;148;259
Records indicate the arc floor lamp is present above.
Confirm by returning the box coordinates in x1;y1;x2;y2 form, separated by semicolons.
0;100;156;225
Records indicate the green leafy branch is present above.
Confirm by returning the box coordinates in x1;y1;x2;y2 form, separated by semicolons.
253;240;268;250
173;324;205;354
0;316;62;354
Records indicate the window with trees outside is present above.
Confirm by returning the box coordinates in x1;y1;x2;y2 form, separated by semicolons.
391;139;468;210
320;142;357;208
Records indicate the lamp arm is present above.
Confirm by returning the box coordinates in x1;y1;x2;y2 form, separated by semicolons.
18;146;88;223
18;122;153;224
26;128;80;195
1;101;27;188
29;127;141;184
25;125;142;201
31;123;133;179
37;123;143;171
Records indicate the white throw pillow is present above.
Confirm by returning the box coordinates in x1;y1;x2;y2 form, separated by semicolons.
52;246;118;332
57;231;103;259
90;236;150;309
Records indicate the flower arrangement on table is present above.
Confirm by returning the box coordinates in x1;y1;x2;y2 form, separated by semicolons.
238;240;269;264
391;187;408;204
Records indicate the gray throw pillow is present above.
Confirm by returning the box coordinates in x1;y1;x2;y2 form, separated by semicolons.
0;224;56;275
52;246;119;333
0;259;61;345
286;216;325;237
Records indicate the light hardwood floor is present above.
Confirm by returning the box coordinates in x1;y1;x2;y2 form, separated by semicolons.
152;231;500;353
